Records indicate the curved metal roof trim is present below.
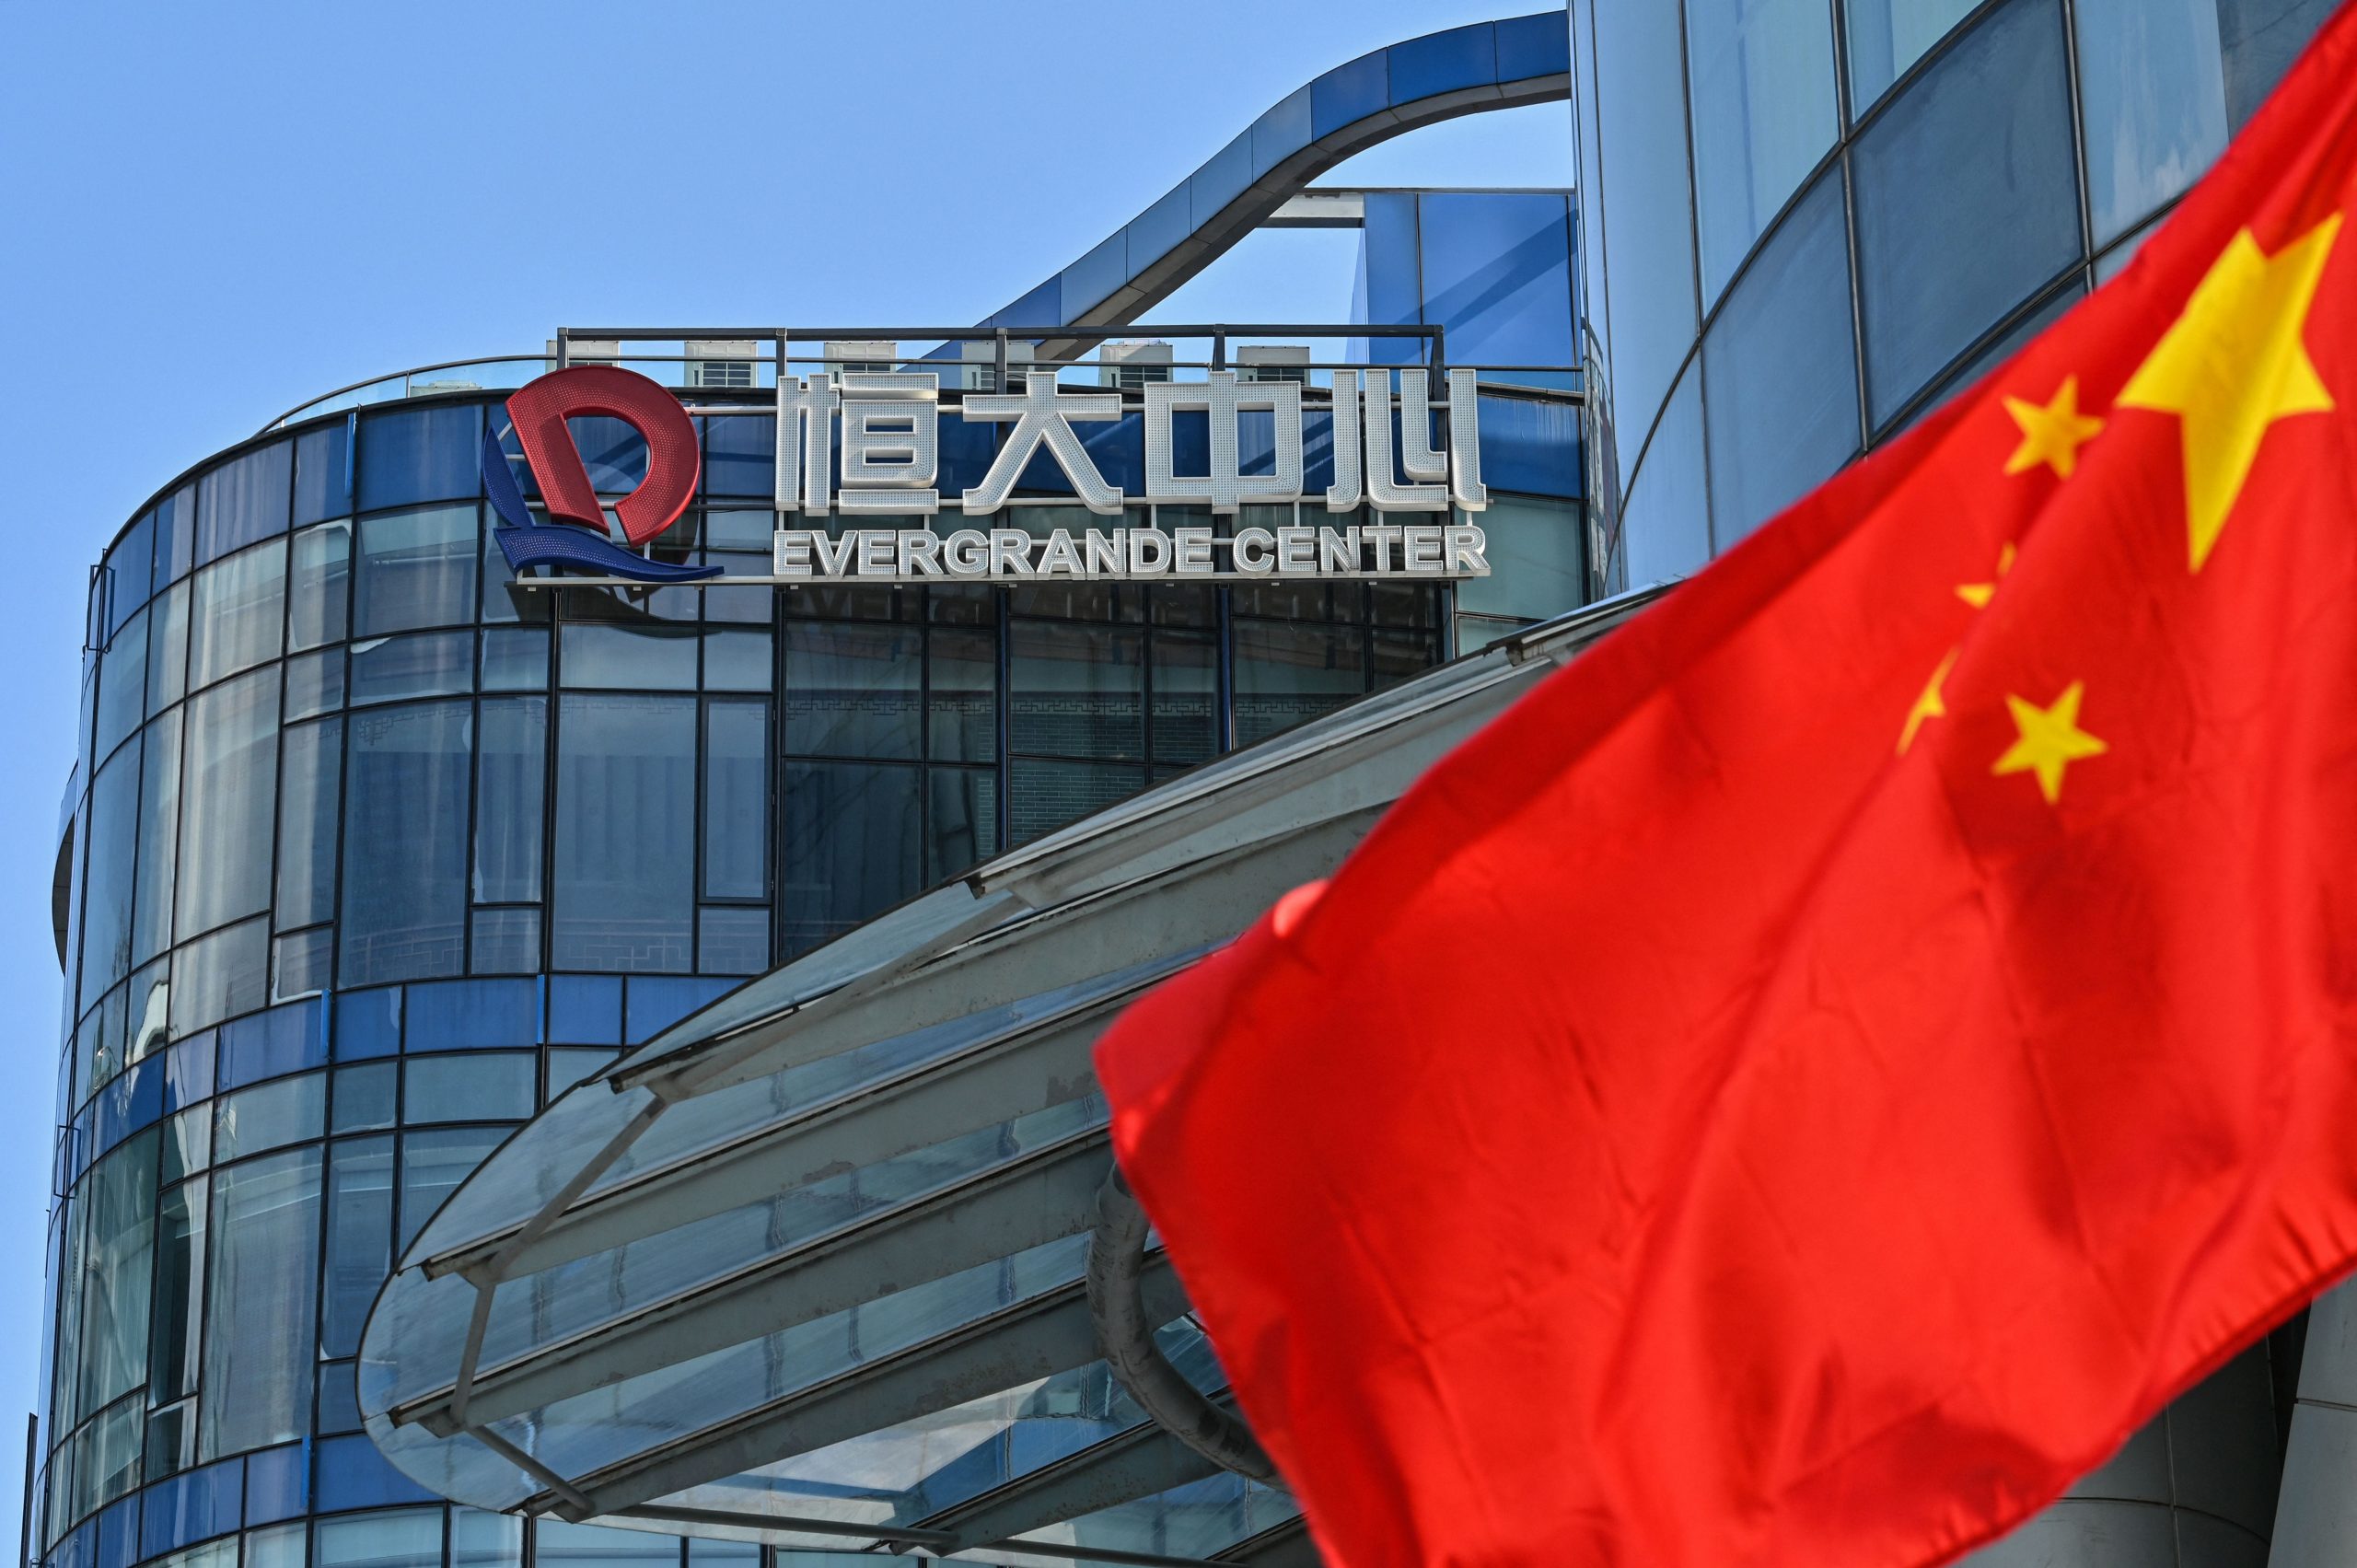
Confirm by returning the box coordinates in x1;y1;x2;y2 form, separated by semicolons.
982;13;1570;356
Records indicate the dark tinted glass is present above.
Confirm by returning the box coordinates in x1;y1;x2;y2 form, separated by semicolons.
131;712;180;970
1701;169;1858;543
702;701;768;902
357;405;482;513
926;768;999;881
553;694;695;973
1235;622;1365;747
78;741;142;1014
340;702;470;986
778;761;922;957
1853;0;2080;428
1007;759;1143;845
784;622;922;759
1011;621;1144;761
1151;633;1217;766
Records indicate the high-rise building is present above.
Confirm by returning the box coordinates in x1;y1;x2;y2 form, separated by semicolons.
39;17;1584;1568
1568;3;2345;1563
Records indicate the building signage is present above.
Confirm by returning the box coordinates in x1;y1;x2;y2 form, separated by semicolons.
482;362;1492;586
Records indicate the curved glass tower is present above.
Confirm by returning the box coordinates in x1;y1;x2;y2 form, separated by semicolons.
37;18;1590;1568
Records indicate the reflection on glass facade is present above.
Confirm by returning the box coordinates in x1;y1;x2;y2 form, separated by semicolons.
1573;0;2337;590
44;361;1580;1568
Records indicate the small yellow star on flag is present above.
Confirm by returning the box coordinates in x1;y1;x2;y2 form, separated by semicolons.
1898;650;1956;754
1956;543;2017;609
2003;377;2105;479
1992;681;2107;805
2118;214;2340;571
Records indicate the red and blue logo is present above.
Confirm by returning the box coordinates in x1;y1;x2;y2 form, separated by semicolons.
482;366;722;583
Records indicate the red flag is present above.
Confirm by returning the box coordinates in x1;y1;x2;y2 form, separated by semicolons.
1095;12;2357;1567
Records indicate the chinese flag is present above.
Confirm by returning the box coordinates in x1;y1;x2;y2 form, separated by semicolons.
1095;10;2357;1568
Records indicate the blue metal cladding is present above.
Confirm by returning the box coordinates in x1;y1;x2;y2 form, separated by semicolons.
991;11;1572;330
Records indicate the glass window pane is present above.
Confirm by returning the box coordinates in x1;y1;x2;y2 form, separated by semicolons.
357;405;482;512
784;621;922;758
78;739;142;1014
319;1136;393;1360
399;1126;507;1249
108;513;154;636
348;629;471;707
927;626;997;763
925;768;1000;882
1685;0;1840;302
702;629;772;692
1008;759;1144;846
2074;0;2228;246
1621;359;1713;582
75;1131;159;1417
1150;633;1217;767
696;907;769;975
1848;0;1979;109
148;1174;205;1405
2218;0;2335;130
404;1053;536;1123
470;907;541;974
276;718;342;933
132;711;181;970
1235;623;1366;749
482;627;549;691
535;1520;679;1568
1854;0;2081;428
213;1074;325;1164
1454;497;1584;622
314;1507;439;1568
1414;192;1576;373
702;701;768;901
289;522;351;653
170;917;269;1038
1589;1;1701;483
470;696;546;905
561;623;699;691
779;761;921;957
1701;169;1860;543
1011;621;1144;761
284;648;345;722
553;694;695;973
196;444;293;565
200;1146;320;1458
176;668;279;940
341;702;470;987
355;505;479;636
95;610;148;765
293;418;354;528
452;1510;521;1568
187;543;285;690
273;927;334;1003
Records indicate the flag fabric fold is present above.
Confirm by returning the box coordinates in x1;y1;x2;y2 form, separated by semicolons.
1095;9;2357;1565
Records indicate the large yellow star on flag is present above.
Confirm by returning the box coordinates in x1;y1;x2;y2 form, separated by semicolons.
2118;214;2341;571
1992;681;2107;805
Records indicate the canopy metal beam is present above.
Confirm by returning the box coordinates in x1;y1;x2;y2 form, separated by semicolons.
545;1262;1192;1522
404;1129;1115;1435
917;1411;1237;1554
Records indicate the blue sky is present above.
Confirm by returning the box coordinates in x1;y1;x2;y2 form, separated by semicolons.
0;1;1568;1539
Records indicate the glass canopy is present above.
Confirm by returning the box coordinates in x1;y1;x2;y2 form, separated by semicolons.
358;587;1666;1565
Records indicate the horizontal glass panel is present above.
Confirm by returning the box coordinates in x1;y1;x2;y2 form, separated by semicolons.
214;1074;325;1164
357;505;480;635
351;630;473;705
186;542;285;690
405;1053;537;1124
562;623;699;691
784;622;922;759
1234;623;1365;749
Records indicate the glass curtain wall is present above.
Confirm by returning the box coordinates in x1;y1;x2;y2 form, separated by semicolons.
44;381;1580;1568
1571;0;2329;587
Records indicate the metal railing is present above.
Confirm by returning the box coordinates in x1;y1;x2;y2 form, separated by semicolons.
263;324;1582;432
